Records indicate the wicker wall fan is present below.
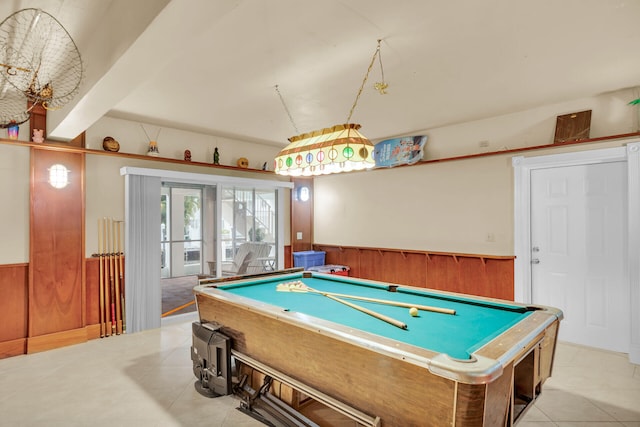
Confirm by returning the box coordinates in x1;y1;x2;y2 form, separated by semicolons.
0;8;83;128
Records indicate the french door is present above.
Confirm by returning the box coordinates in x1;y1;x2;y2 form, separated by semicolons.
161;185;204;278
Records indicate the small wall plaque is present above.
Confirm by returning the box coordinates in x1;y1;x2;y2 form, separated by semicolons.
554;110;592;143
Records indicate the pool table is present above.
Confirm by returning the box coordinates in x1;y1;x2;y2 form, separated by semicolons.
194;270;562;426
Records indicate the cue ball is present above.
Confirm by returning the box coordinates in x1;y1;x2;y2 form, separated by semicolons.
409;307;419;317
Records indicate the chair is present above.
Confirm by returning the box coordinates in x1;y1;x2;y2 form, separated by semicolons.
220;242;272;276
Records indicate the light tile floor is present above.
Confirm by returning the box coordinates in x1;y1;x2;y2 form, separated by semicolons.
1;315;638;427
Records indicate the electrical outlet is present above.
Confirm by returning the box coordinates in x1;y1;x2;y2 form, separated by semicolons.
486;232;495;242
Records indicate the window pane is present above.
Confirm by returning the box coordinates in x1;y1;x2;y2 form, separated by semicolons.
182;241;201;275
161;185;203;277
161;242;170;279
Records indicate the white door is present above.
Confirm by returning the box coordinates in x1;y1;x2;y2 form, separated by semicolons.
530;161;629;352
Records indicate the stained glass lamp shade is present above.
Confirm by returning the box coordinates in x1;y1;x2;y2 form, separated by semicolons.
274;123;375;176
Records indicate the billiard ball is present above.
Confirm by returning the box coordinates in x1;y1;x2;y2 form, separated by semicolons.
409;307;419;317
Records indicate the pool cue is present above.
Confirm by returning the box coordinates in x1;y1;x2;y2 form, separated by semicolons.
108;218;116;335
113;218;122;335
98;218;105;338
310;287;407;330
117;220;126;333
314;291;454;315
103;217;111;336
279;282;456;315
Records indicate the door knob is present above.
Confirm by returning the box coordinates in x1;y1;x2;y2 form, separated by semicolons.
531;258;540;264
532;246;540;252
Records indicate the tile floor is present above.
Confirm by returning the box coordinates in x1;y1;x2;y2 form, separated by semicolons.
0;314;638;427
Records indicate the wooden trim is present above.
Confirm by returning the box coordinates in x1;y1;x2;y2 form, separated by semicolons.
26;327;88;354
86;257;100;326
284;245;292;269
28;101;47;139
81;160;87;328
0;263;28;343
0;137;273;174
291;178;314;253
69;132;86;148
85;323;102;340
3;132;638;175
313;243;515;260
29;148;85;337
0;338;26;359
418;132;640;166
0;262;29;268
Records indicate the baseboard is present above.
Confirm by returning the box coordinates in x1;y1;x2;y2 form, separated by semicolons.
0;338;26;359
26;328;88;354
85;323;102;339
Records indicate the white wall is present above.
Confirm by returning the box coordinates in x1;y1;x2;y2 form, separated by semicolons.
314;88;639;255
87;115;281;170
83;115;292;258
3;88;637;263
84;158;291;259
0;144;30;263
0;116;291;266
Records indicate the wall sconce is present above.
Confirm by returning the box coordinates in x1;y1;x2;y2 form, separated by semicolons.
296;186;310;202
48;164;69;189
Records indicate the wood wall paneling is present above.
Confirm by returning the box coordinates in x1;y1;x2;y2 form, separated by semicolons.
28;102;47;139
0;263;28;358
0;338;26;359
85;257;100;326
26;328;88;354
29;148;85;338
291;178;313;254
323;246;361;277
284;245;292;269
314;244;514;300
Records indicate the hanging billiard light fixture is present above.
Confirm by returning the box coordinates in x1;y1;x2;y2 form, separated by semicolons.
274;40;387;176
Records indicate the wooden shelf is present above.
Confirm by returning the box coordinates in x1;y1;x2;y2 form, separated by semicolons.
418;132;640;166
4;131;639;175
0;138;275;175
313;243;515;260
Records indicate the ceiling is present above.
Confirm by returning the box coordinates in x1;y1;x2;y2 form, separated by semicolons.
2;0;640;148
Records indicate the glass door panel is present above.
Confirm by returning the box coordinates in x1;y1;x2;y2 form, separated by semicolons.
161;185;203;278
219;187;278;275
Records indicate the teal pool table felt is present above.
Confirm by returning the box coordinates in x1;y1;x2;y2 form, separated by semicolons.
217;274;533;360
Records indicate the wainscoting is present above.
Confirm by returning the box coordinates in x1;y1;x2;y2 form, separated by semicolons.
1;245;513;359
0;258;102;359
0;263;28;358
313;244;515;300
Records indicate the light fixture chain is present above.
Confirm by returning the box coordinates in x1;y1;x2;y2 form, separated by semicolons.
346;39;382;124
378;43;385;83
275;84;299;134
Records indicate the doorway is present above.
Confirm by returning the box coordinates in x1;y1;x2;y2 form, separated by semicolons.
529;162;628;352
122;167;292;332
513;142;640;364
160;184;206;318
